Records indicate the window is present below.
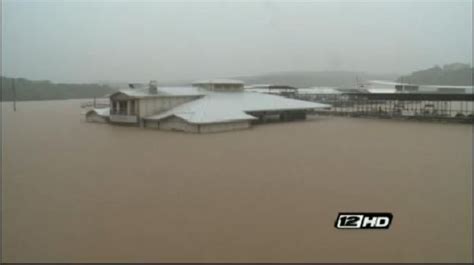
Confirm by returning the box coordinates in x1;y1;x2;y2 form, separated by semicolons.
119;101;127;114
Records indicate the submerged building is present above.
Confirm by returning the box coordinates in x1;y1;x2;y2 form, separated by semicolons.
86;79;330;133
361;80;474;94
245;84;298;97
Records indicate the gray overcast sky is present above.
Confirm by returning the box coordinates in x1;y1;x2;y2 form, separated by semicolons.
2;0;472;83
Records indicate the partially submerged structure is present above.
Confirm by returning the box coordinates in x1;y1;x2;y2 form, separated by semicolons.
245;84;298;97
86;79;330;133
85;107;109;123
360;80;474;94
244;80;473;122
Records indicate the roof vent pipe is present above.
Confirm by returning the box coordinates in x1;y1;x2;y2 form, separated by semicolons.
149;80;158;94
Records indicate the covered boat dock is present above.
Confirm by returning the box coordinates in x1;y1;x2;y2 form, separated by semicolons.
313;93;474;123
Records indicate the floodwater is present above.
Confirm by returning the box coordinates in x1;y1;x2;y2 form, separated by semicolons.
1;100;472;262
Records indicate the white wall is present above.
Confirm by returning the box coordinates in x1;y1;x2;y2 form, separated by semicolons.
158;117;250;133
159;116;199;133
199;121;250;133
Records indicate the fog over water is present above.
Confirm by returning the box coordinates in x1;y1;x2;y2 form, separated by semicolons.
2;0;472;83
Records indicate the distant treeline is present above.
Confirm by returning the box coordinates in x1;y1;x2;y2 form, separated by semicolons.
2;63;472;101
1;76;117;101
397;63;473;86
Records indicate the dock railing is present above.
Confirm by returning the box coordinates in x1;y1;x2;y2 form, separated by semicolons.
295;93;474;123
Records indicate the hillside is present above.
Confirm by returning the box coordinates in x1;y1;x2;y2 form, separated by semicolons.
397;63;473;86
5;64;469;102
1;77;116;101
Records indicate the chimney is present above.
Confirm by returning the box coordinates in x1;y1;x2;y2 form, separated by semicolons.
149;80;158;94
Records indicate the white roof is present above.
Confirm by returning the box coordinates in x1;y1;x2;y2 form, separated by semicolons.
298;87;342;94
146;91;330;124
422;85;473;89
366;88;397;94
367;80;412;86
369;80;473;90
364;80;402;93
192;79;244;85
366;80;474;93
113;86;204;98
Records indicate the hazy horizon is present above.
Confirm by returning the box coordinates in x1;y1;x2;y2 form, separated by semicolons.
2;0;472;83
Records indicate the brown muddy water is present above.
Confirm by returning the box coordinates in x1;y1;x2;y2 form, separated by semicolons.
1;100;472;262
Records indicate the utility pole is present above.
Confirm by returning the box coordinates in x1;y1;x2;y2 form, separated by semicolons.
12;79;17;111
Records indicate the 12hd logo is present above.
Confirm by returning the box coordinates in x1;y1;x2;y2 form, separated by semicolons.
335;212;393;229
